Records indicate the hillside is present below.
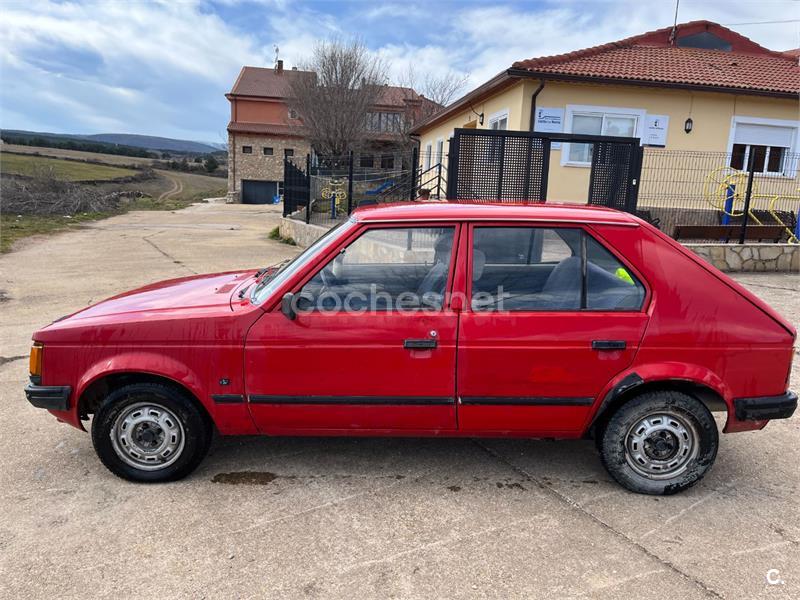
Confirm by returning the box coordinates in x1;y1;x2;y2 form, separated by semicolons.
2;129;222;154
84;133;221;153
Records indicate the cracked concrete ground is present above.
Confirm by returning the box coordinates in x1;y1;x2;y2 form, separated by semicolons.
0;203;798;599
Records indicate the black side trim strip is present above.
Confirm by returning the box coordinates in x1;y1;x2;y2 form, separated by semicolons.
734;392;797;421
249;395;454;405
212;394;245;404
25;384;71;411
460;396;594;406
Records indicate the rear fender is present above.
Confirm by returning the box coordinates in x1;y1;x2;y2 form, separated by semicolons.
586;362;742;434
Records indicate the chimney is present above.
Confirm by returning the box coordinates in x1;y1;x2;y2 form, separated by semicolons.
276;59;284;74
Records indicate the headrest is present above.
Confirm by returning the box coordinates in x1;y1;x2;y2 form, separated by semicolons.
472;250;486;281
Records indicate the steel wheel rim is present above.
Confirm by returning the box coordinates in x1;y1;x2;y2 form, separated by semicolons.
110;402;185;471
624;411;699;480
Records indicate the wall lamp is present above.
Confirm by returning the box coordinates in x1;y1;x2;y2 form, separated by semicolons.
469;102;484;126
684;118;693;134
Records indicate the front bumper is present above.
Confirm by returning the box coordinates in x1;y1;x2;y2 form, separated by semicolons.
734;391;797;421
25;384;71;411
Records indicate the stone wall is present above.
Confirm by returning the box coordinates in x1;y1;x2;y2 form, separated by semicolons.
227;132;311;203
686;243;799;273
279;217;330;248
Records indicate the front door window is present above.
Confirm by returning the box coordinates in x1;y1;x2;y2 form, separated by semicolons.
298;226;456;313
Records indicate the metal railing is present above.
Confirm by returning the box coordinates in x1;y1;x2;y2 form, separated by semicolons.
638;149;800;244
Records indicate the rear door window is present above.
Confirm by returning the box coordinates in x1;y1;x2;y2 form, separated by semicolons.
471;226;644;311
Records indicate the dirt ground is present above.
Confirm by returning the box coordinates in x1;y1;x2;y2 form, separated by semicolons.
0;203;797;599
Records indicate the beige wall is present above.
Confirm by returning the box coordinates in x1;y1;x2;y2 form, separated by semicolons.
418;79;800;202
227;132;311;203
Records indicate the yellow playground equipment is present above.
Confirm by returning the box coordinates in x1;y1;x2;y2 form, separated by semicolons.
320;177;349;216
703;167;800;243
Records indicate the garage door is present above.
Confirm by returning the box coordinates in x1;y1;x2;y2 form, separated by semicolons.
242;180;278;204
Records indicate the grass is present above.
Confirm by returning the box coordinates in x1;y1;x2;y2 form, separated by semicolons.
1;212;113;253
0;152;139;181
0;147;228;253
268;226;297;245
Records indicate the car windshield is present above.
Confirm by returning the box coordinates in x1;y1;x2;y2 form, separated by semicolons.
250;220;355;305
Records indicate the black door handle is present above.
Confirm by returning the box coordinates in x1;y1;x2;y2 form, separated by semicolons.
592;340;626;350
404;339;438;350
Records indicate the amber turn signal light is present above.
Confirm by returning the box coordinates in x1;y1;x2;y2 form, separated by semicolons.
29;342;43;378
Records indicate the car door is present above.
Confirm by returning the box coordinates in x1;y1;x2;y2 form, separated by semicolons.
457;223;650;435
245;223;462;434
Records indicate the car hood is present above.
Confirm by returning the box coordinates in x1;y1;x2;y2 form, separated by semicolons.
62;270;257;321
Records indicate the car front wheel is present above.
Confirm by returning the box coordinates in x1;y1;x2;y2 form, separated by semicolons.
91;382;212;482
599;390;718;495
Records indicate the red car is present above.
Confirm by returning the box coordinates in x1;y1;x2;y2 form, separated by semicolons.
26;203;796;494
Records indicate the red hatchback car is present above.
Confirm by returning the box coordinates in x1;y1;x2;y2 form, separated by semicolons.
26;203;796;494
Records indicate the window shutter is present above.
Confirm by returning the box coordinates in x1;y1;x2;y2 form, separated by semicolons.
733;123;794;148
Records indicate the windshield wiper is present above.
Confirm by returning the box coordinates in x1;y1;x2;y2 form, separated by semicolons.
256;258;291;278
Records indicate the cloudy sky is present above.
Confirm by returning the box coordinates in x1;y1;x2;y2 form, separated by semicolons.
1;0;797;144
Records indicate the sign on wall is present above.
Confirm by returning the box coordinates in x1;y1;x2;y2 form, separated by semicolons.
534;107;564;149
644;115;669;147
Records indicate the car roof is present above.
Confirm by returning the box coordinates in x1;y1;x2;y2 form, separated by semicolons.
353;201;639;226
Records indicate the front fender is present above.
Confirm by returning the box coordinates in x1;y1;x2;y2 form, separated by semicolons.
584;361;737;433
65;352;207;431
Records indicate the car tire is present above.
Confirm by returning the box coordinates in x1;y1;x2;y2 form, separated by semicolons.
91;382;212;483
599;390;718;495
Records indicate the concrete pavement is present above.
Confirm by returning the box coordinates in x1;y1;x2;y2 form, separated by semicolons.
0;203;797;599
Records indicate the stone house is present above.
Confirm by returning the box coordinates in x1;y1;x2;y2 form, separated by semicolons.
226;61;436;203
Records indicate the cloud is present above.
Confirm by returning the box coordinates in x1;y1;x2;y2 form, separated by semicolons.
1;0;797;140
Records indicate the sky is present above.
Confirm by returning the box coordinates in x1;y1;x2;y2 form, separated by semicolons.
1;0;798;144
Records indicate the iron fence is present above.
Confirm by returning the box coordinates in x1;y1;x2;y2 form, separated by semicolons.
284;149;447;227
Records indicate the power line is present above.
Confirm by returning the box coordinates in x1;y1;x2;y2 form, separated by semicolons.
722;19;800;26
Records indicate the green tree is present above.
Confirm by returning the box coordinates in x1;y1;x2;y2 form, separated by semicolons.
203;155;219;173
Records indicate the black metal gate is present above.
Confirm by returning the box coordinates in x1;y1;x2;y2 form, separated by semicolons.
446;129;642;212
283;155;310;217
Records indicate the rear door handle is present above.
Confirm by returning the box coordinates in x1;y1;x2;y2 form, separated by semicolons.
404;339;438;350
592;340;626;350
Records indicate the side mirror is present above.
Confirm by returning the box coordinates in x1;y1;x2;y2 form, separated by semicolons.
281;293;297;320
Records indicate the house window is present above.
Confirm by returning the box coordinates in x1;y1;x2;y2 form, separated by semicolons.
563;105;644;165
366;112;403;133
728;119;798;176
435;139;444;163
288;108;298;120
488;110;508;131
242;145;253;154
424;143;432;170
380;155;394;170
263;147;273;156
360;154;374;168
284;148;294;157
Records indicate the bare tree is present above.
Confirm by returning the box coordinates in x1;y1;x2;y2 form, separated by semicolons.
288;39;388;156
396;66;469;144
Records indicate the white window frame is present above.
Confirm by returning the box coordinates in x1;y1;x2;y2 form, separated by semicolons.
487;109;509;131
561;104;646;167
726;115;800;178
435;138;444;163
424;142;432;170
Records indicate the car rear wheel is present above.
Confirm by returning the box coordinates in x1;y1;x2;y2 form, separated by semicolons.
91;383;212;482
599;390;718;495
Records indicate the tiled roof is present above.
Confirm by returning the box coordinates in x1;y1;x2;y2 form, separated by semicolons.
229;66;314;98
513;21;799;95
226;121;305;137
229;66;436;109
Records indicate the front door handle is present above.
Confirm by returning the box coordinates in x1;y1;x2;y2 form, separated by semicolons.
592;340;626;350
404;339;438;350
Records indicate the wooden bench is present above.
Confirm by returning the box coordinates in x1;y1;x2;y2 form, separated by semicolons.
672;224;786;243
